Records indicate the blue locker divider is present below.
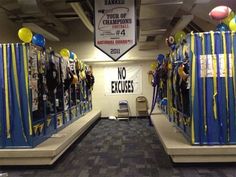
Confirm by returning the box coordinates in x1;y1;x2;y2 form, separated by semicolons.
184;32;236;145
8;44;28;147
0;43;93;148
0;45;4;148
167;31;236;145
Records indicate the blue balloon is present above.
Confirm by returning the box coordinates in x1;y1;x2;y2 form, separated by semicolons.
32;34;45;47
170;44;176;51
216;23;229;31
156;54;165;63
70;52;75;59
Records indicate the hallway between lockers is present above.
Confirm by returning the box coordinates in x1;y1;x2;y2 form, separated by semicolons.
2;119;236;177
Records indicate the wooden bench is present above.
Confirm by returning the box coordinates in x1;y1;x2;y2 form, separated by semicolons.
0;109;101;165
151;111;236;163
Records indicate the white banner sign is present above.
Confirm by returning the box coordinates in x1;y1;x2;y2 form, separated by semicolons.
200;54;232;77
94;0;136;61
104;66;142;95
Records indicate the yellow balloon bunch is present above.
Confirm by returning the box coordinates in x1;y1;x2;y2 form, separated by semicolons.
229;16;236;31
148;62;157;85
150;62;157;71
178;64;188;81
223;11;235;25
174;31;186;44
60;48;70;58
18;27;33;43
81;63;86;80
72;75;79;84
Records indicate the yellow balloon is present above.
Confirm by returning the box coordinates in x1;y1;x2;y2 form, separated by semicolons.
60;48;70;58
168;62;172;70
223;11;235;25
81;62;85;70
150;62;157;70
78;62;86;80
18;27;33;43
81;70;86;80
174;31;186;44
72;75;79;84
76;60;82;70
74;53;77;59
229;17;236;31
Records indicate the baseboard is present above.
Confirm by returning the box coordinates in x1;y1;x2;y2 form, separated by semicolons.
100;117;109;119
101;116;150;119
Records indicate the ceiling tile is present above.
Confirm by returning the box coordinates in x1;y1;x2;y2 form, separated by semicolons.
140;18;172;30
140;4;182;19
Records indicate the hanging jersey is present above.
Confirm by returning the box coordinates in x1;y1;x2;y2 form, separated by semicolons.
69;59;76;74
29;45;39;111
46;53;60;92
60;58;68;82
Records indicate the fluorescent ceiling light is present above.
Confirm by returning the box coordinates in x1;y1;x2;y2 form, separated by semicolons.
141;1;183;6
141;29;167;35
195;0;212;4
23;23;60;42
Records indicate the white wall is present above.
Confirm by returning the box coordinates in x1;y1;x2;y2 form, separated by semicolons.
47;21;161;117
91;61;154;117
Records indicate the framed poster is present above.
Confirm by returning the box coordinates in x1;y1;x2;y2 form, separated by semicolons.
94;0;136;61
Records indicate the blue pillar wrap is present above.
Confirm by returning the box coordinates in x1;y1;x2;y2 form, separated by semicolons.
191;34;200;144
225;32;236;143
233;34;236;143
195;34;205;144
215;33;226;144
19;44;32;144
203;33;219;144
0;45;3;147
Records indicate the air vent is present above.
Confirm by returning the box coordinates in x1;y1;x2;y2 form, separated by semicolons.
188;21;204;32
55;14;78;18
146;36;156;42
9;15;37;22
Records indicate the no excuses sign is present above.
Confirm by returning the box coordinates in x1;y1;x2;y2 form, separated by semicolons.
94;0;136;61
104;66;142;95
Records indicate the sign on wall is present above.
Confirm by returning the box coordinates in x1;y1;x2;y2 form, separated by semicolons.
200;54;233;77
94;0;136;61
104;66;142;95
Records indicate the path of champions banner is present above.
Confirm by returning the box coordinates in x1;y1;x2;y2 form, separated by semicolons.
94;0;136;61
104;66;142;95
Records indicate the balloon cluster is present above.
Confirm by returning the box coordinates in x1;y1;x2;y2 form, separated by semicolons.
165;35;175;50
18;28;80;71
60;48;78;60
150;62;157;71
70;51;77;60
60;49;81;84
174;31;186;44
60;48;70;58
209;6;236;31
156;54;165;64
165;31;186;50
18;27;46;47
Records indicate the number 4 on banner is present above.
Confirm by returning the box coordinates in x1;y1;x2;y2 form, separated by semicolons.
121;29;126;36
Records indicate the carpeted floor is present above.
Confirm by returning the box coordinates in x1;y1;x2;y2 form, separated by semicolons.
2;119;236;177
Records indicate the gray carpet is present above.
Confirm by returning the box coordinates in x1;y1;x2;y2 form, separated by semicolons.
2;119;236;177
